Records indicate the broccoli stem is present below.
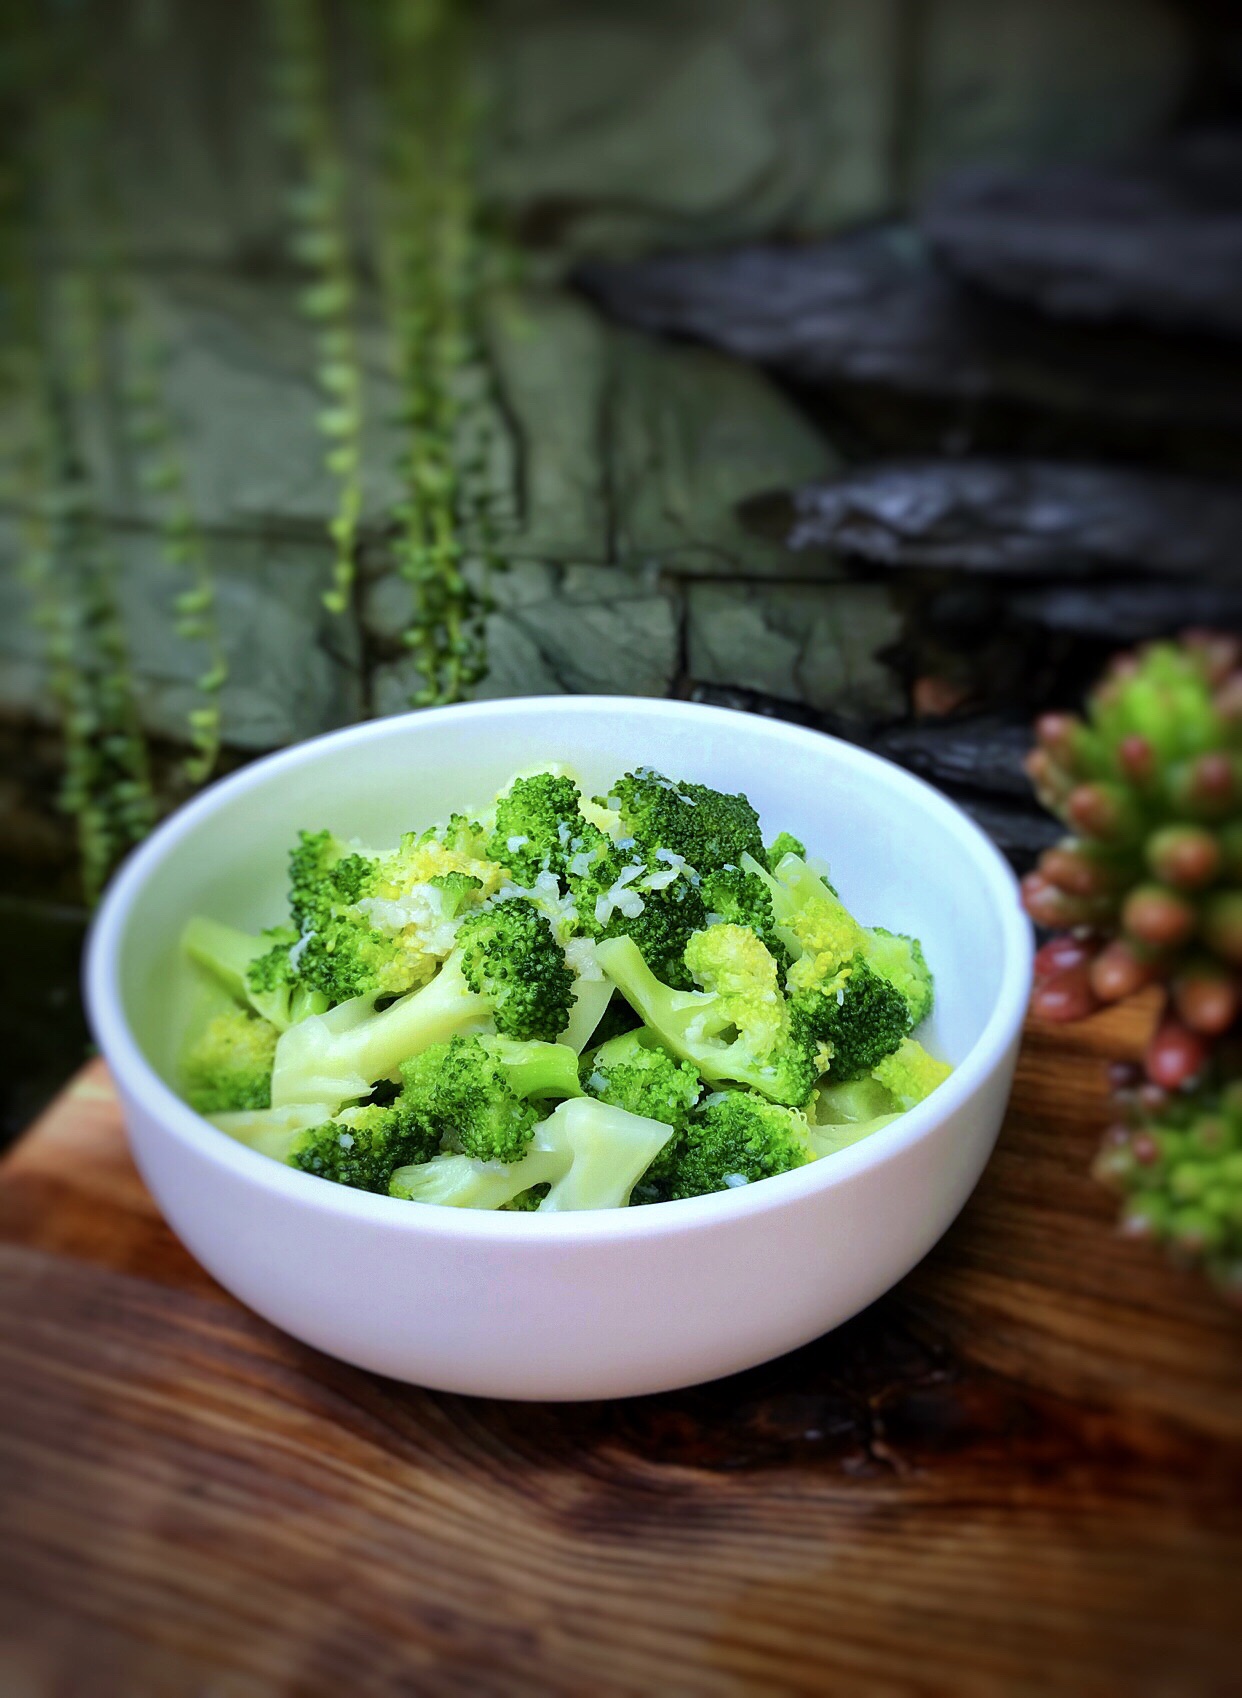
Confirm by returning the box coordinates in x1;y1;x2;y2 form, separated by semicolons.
270;953;491;1111
535;1098;674;1211
390;1146;570;1208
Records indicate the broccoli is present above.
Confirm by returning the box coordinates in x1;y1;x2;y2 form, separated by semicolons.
535;1098;676;1211
862;928;934;1027
651;1090;815;1201
601;767;767;874
389;1096;673;1211
210;1100;332;1160
699;864;784;960
488;770;589;883
560;937;616;1053
597;929;820;1107
398;1033;582;1164
566;834;707;989
790;958;913;1083
182;916;327;1031
815;1075;897;1125
390;1148;569;1209
766;830;806;863
282;829;499;1007
583;1029;702;1130
745;850;866;983
289;1101;440;1192
456;901;576;1041
872;1038;952;1110
182;1008;278;1114
269;898;574;1111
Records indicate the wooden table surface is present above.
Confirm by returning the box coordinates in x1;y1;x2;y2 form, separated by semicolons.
2;997;1240;1698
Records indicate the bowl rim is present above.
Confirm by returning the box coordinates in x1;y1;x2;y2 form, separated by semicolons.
85;694;1033;1243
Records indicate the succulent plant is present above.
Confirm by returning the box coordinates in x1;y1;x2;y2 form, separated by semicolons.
1095;1062;1242;1302
1023;631;1242;1087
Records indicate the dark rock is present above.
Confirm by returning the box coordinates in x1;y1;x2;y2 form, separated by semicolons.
577;228;1242;438
868;715;1034;800
1012;582;1242;643
771;459;1242;579
922;130;1242;340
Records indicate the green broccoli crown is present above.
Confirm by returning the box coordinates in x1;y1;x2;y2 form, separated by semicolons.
399;1034;537;1165
862;928;934;1027
284;829;419;1006
428;871;484;919
766;830;806;863
601;767;767;875
790;958;913;1084
700;865;784;960
290;1101;438;1192
288;830;376;929
872;1038;952;1110
183;1008;278;1115
653;1090;814;1201
501;1185;551;1211
455;899;575;1041
564;832;707;989
584;1029;702;1130
415;811;490;858
488;771;590;883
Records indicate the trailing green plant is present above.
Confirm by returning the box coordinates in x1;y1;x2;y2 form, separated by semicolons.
119;320;227;787
1024;631;1242;1090
267;0;367;618
371;0;494;706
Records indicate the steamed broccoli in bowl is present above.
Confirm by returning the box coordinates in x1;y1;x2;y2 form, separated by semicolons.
179;765;951;1210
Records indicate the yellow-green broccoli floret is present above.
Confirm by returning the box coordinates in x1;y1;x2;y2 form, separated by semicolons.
699;865;785;961
597;927;820;1107
862;928;934;1027
872;1038;952;1109
183;1008;279;1114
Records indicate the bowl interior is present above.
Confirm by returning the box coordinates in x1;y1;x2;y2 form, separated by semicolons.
111;699;1017;1095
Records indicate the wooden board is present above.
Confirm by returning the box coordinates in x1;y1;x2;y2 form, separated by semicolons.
2;998;1240;1698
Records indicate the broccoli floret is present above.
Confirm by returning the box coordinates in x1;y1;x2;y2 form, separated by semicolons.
398;1033;582;1164
428;871;483;918
182;1008;278;1114
182;916;328;1031
699;865;784;960
872;1038;952;1110
766;830;806;862
790;958;913;1083
602;767;766;875
862;928;934;1027
289;1101;439;1192
456;900;576;1041
488;771;589;883
566;837;707;989
416;811;491;859
746;851;866;984
284;829;500;1008
583;1029;701;1130
652;1090;815;1201
597;929;820;1107
269;900;575;1112
388;1095;673;1211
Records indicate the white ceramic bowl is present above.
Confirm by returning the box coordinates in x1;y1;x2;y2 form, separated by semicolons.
86;696;1032;1400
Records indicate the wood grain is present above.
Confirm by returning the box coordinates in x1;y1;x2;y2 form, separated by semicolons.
1;1002;1240;1698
